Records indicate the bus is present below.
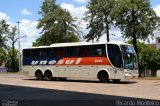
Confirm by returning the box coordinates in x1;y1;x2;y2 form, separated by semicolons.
22;42;138;82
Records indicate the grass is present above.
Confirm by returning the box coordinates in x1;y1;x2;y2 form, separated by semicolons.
0;71;23;75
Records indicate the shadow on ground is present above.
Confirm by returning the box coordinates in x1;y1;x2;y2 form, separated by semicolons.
24;78;137;84
0;84;158;106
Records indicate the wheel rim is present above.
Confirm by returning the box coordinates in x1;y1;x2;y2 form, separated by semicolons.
45;72;52;80
100;74;107;81
99;73;108;82
36;73;43;80
37;74;41;79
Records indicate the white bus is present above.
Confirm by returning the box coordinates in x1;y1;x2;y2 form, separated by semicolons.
22;42;138;82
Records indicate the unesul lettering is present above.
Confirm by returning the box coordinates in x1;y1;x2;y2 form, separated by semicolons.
31;58;82;65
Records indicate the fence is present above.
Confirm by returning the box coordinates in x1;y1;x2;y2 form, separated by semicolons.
0;67;7;73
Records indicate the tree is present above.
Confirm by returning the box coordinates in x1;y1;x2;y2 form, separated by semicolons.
137;42;160;76
34;0;80;46
111;0;160;55
0;19;9;48
6;26;22;71
111;0;160;75
84;0;116;42
4;46;19;72
0;48;6;66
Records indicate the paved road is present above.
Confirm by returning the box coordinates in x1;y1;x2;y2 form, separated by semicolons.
0;74;159;106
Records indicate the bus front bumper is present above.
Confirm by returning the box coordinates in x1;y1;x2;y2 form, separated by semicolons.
124;73;139;78
124;69;139;78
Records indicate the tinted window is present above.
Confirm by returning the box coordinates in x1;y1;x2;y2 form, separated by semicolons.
53;47;64;57
93;44;106;56
23;49;30;58
77;46;91;57
30;49;41;58
121;45;135;53
41;48;53;58
65;44;106;57
107;44;123;68
65;47;78;57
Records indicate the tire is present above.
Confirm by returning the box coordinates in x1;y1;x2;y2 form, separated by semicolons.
44;71;53;81
113;79;121;83
98;71;109;83
35;71;44;80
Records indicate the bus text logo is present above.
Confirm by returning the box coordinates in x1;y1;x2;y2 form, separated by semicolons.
31;58;82;65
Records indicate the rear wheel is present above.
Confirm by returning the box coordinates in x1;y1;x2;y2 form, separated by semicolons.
98;71;109;83
44;71;53;81
35;71;44;80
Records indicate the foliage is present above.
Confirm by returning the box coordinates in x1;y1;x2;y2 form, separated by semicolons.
0;48;6;66
6;26;20;71
34;0;80;46
0;23;21;72
84;0;116;42
128;40;160;77
137;42;160;76
0;46;19;72
4;46;19;72
111;0;160;54
0;19;9;48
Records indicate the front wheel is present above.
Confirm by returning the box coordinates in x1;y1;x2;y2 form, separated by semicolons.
98;71;109;83
44;71;53;81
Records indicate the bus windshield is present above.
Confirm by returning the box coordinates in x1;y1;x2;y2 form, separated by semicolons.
120;45;138;70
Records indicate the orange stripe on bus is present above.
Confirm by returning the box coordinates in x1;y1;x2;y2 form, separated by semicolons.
55;57;111;65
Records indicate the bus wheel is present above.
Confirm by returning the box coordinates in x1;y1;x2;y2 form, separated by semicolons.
44;70;53;81
98;71;109;83
35;71;44;80
113;79;121;83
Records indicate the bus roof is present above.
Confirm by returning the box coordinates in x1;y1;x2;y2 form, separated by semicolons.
23;42;132;50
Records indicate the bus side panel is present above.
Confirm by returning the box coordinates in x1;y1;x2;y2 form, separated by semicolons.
22;66;40;76
22;65;116;79
114;69;125;79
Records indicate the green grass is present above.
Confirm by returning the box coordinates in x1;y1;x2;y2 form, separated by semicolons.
4;71;22;75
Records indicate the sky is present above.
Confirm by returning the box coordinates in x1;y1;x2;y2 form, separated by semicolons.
0;0;160;50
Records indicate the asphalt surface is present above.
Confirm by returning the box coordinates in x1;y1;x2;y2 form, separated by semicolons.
0;73;160;106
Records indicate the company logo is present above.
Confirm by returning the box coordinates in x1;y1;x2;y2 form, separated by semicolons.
31;58;82;65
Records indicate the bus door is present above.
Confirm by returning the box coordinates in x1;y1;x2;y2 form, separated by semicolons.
107;44;124;79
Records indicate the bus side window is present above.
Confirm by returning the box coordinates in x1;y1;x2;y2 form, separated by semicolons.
41;49;47;57
65;47;77;57
30;49;41;58
78;46;91;57
58;48;64;56
96;49;103;56
93;44;106;56
53;48;64;57
41;48;53;58
23;49;30;58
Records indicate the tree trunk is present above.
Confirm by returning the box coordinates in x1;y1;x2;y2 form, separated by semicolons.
131;3;140;77
92;38;94;43
12;42;15;72
106;23;109;42
64;22;67;42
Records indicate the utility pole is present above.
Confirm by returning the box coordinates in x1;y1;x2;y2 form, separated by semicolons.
16;21;21;73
